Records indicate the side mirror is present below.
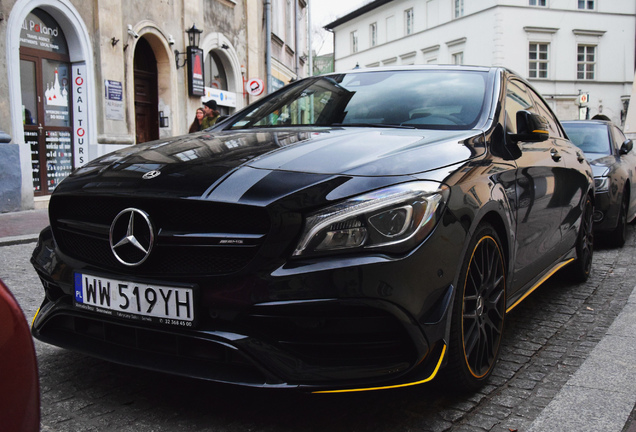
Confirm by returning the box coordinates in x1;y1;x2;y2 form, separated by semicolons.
620;139;633;155
509;110;550;144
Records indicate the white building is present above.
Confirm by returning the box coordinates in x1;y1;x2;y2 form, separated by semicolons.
325;0;635;126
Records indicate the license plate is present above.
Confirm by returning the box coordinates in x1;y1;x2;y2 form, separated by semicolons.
74;273;195;327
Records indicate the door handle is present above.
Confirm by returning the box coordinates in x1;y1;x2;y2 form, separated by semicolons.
550;148;561;162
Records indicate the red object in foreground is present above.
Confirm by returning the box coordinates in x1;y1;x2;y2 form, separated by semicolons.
0;278;40;431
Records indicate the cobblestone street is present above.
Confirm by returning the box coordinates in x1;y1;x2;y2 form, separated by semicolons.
1;227;636;431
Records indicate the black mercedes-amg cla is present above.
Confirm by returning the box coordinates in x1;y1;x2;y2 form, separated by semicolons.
32;66;594;392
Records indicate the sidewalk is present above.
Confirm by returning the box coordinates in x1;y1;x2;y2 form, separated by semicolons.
0;208;49;246
2;207;636;431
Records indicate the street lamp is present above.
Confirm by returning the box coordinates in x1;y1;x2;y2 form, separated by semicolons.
175;24;203;69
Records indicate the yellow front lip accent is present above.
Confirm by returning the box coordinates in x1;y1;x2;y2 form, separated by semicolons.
31;307;41;328
312;344;446;394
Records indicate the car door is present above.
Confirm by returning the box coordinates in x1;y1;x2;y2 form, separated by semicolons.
504;79;566;293
527;89;590;255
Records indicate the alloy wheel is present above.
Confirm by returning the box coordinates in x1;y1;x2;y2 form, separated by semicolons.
462;236;506;378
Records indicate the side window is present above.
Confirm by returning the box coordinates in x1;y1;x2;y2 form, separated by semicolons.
504;80;535;134
529;90;563;138
612;126;627;152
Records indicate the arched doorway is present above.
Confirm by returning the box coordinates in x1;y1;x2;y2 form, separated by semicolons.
133;38;159;144
205;51;231;116
19;8;73;195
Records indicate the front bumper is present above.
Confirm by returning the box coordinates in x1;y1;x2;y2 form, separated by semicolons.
31;224;460;391
592;191;619;232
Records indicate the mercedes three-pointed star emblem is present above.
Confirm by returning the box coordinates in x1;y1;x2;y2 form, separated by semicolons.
142;170;161;180
109;208;155;266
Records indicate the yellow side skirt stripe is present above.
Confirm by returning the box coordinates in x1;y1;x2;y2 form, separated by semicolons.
312;344;447;394
506;258;574;313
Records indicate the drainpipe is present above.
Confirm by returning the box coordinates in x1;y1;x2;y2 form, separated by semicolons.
307;0;312;76
265;0;272;94
294;0;299;78
327;27;335;72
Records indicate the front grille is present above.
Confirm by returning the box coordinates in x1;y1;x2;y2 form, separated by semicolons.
245;303;416;370
49;195;271;276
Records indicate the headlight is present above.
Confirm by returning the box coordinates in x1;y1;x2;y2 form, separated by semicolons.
293;181;449;257
594;176;609;192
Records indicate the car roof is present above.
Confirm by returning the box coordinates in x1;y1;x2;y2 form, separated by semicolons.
326;64;501;75
562;120;612;126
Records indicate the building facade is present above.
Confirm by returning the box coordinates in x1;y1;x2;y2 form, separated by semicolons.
0;0;308;213
325;0;635;129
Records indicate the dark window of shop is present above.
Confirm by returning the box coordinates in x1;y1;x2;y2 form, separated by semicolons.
205;51;228;90
133;38;159;144
20;8;73;195
205;51;231;116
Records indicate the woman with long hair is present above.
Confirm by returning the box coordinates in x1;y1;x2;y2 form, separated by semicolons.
188;107;205;133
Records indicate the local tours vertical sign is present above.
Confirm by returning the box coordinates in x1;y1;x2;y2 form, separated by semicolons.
72;64;88;167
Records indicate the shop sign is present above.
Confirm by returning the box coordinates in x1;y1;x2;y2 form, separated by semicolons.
20;10;68;54
188;47;205;97
73;64;88;167
105;80;124;121
203;87;237;108
246;78;264;96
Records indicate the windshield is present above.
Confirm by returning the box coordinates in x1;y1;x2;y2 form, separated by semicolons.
562;122;612;155
228;70;489;131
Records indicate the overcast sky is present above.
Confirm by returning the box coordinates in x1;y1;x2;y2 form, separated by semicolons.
309;0;371;54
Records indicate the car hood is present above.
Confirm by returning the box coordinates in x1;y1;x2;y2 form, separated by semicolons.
57;127;482;202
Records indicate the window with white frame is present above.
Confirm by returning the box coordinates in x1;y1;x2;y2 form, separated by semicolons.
529;43;549;79
578;0;594;9
452;52;464;65
529;0;547;6
351;30;358;53
370;22;377;47
454;0;464;18
577;45;596;80
405;8;414;35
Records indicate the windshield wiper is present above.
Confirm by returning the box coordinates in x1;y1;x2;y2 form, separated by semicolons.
331;123;416;129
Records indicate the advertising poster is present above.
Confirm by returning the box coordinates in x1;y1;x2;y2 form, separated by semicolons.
45;130;73;191
188;47;205;97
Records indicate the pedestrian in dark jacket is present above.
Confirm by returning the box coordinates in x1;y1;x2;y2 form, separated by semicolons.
201;100;220;129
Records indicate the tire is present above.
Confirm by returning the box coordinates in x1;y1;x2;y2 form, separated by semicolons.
608;193;628;248
567;195;594;282
445;223;506;391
